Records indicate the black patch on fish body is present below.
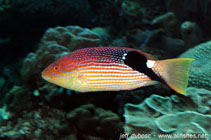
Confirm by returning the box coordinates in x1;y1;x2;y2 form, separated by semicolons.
123;51;163;82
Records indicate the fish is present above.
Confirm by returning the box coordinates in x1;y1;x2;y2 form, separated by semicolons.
41;47;193;95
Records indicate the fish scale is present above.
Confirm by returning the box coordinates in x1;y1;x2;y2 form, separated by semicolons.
76;52;150;90
42;46;193;94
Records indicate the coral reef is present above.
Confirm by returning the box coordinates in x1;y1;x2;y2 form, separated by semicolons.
124;87;211;139
22;43;69;90
0;106;71;139
165;0;211;36
118;0;166;30
155;111;211;135
22;25;101;90
0;0;10;12
91;27;110;45
151;12;179;37
179;41;211;90
0;103;123;140
2;1;211;140
67;104;123;140
41;26;101;51
165;0;208;21
126;28;184;59
121;0;143;17
20;26;104;113
0;105;10;120
180;21;204;49
121;0;166;20
4;86;32;112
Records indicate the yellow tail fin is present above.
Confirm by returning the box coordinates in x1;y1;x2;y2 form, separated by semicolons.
155;58;194;95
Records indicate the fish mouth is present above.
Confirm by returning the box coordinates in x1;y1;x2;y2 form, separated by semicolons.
41;73;50;82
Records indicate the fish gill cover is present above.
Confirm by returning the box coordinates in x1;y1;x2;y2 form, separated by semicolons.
0;0;210;139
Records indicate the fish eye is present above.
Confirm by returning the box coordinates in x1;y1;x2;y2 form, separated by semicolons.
53;66;60;71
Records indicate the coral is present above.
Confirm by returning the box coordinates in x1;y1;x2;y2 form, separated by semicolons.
91;27;110;45
125;28;185;59
0;106;71;139
67;104;123;140
135;29;184;59
124;102;157;135
111;36;128;46
151;12;179;37
0;65;22;105
121;0;166;20
180;21;204;49
121;0;143;17
22;43;69;90
126;29;156;48
179;41;211;90
0;0;10;12
165;0;208;20
41;26;101;51
145;87;211;114
0;104;123;139
124;87;211;139
165;0;211;36
0;105;10;120
155;111;211;136
116;0;166;31
145;34;184;59
22;25;101;90
4;86;33;112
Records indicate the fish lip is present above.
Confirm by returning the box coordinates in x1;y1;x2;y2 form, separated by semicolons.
41;73;49;81
41;74;46;80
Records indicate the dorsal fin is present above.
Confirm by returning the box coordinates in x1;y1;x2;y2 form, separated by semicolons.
135;50;157;60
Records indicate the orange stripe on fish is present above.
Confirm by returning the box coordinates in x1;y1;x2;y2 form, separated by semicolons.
41;47;193;94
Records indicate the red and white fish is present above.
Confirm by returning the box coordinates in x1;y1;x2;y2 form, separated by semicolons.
41;47;193;94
